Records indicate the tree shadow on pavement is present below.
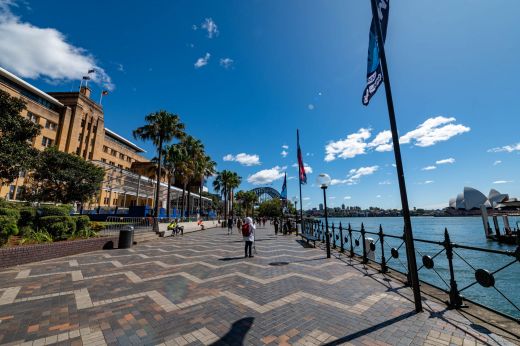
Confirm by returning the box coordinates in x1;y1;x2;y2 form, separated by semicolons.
210;317;254;346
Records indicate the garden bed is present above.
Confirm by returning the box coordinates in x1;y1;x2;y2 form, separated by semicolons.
0;236;118;268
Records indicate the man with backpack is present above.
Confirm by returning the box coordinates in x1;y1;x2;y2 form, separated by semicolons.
242;217;256;258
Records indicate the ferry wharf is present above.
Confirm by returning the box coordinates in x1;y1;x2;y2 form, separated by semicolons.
0;225;517;346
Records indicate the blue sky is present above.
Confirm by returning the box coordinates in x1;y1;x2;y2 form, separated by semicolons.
1;0;519;209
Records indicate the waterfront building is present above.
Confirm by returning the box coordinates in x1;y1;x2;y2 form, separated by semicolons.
448;187;511;210
0;67;209;214
319;203;324;211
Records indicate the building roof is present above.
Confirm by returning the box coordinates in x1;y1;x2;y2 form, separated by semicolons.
104;128;146;153
0;67;64;107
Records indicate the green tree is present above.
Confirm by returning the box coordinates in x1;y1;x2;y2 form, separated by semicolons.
194;154;216;214
161;144;185;217
133;110;185;223
25;147;104;203
257;198;283;217
235;190;258;217
182;136;204;218
0;90;41;185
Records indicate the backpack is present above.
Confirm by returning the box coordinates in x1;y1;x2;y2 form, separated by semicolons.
241;223;251;237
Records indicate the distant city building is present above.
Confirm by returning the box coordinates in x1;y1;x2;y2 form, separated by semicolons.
319;203;324;211
341;204;345;210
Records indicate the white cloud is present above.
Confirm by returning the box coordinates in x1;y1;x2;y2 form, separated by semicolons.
247;166;285;185
368;130;393;152
422;165;437;171
222;153;260;166
344;196;351;200
307;104;315;110
291;163;313;173
201;18;219;38
324;128;371;162
399;116;470;147
282;145;289;150
436;158;455;165
493;160;502;166
379;180;391;185
424;180;434;184
287;176;296;180
194;53;210;68
303;197;310;201
0;2;113;90
280;150;288;158
328;196;336;200
331;166;378;185
116;63;124;72
488;143;520;153
219;58;234;69
376;195;381;198
493;180;513;184
192;24;198;30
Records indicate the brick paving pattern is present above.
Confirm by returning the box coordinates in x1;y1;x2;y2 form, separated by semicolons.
0;226;517;345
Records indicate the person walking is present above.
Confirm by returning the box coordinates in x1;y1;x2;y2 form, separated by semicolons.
227;216;233;235
236;218;243;233
242;217;256;258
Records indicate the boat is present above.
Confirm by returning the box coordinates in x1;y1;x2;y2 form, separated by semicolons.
480;206;519;245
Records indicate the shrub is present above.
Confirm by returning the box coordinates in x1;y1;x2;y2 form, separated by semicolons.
39;216;75;240
90;222;105;233
0;215;19;245
74;215;91;232
38;205;72;217
20;229;53;244
18;207;36;228
0;208;20;221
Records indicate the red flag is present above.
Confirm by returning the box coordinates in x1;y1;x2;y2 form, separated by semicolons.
297;130;307;184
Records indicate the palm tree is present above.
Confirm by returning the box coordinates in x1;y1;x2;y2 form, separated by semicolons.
194;155;216;215
180;136;204;219
133;111;185;228
228;172;242;217
161;144;186;218
213;170;242;223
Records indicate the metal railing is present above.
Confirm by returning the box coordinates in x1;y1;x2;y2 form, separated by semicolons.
100;216;218;236
301;218;520;322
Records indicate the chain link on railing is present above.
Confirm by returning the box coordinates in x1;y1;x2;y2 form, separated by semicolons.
302;217;520;321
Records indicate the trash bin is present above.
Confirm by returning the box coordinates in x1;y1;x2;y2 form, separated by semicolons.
118;226;134;249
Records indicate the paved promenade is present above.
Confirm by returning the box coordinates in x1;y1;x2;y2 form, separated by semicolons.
0;226;516;346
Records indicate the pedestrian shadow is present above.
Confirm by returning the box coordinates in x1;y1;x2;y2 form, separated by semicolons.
218;256;245;261
210;317;254;346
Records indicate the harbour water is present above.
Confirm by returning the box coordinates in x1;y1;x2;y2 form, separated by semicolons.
319;216;519;319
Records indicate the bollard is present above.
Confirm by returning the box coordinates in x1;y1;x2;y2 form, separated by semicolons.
444;228;463;308
379;225;388;273
331;223;336;249
348;223;354;257
339;222;344;253
361;223;368;264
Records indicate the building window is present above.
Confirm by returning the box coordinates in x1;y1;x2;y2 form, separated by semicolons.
28;112;39;124
126;157;132;162
8;185;15;200
88;152;93;160
15;187;24;201
113;199;118;205
45;120;56;130
119;153;125;160
91;138;95;146
93;126;97;133
103;197;109;204
118;164;123;169
78;133;83;142
76;148;81;155
102;145;108;153
101;158;106;163
111;149;116;156
41;136;53;147
109;161;115;166
81;119;85;127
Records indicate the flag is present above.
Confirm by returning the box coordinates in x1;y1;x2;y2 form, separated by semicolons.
280;172;287;200
88;69;96;74
82;76;90;80
297;130;307;184
102;90;109;96
362;0;390;106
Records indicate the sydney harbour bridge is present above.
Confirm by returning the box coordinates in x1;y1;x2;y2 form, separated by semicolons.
249;187;281;204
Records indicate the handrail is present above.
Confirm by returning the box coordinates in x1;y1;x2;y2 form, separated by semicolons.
301;217;520;322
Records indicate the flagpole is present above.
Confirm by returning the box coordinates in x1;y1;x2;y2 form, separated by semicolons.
369;0;422;313
297;129;303;235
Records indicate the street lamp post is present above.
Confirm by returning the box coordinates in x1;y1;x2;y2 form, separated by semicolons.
317;173;331;258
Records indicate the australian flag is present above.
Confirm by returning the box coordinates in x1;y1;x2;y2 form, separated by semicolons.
280;172;287;200
297;129;307;185
362;0;390;106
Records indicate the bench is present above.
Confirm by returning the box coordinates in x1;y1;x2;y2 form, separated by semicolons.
299;232;318;247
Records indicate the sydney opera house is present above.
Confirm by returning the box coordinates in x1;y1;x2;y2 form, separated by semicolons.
448;187;514;210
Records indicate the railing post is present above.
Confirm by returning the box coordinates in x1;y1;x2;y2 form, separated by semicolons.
321;221;325;243
379;224;387;273
348;223;354;257
339;222;344;253
403;227;411;286
361;223;368;263
331;223;336;249
444;228;463;308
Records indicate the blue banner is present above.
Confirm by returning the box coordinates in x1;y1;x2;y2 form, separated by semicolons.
280;172;287;200
362;0;389;106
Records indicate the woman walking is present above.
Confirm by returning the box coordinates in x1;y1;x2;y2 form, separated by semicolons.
242;217;256;258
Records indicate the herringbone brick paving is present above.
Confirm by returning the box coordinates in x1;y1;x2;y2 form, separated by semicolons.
0;226;516;345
